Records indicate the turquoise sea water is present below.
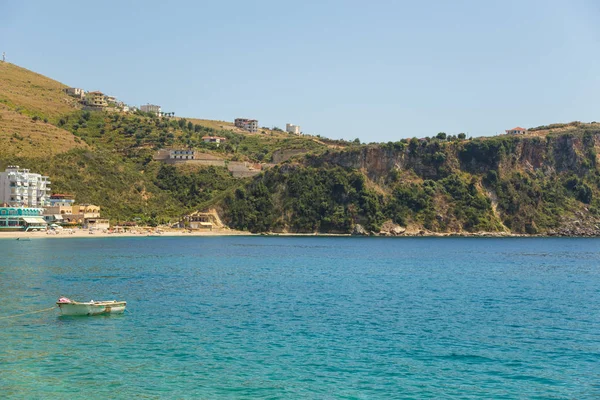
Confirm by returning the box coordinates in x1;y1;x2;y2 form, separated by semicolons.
0;237;599;399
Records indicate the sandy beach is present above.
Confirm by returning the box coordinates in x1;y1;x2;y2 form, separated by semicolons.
0;227;253;240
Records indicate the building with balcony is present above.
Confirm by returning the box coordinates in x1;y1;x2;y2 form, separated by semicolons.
234;118;258;133
181;213;214;230
169;149;196;160
71;204;101;219
286;123;301;135
0;206;47;231
40;194;107;227
57;204;103;226
48;194;75;208
140;104;162;116
0;166;51;207
43;194;76;224
85;91;108;107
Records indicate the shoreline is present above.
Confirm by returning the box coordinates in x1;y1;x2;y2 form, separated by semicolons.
0;229;597;239
0;228;253;240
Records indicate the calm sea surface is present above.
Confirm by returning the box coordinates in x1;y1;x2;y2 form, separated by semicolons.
0;237;599;399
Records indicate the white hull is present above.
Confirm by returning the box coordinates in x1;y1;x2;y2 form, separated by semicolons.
57;300;126;316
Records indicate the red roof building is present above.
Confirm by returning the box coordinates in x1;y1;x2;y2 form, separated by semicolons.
505;127;527;135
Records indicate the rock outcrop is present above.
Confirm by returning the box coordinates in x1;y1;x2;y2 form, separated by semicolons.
352;224;368;236
379;220;406;236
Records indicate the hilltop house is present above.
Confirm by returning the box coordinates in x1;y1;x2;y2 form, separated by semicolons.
235;118;258;133
85;91;108;108
506;127;527;135
65;87;85;98
202;136;227;145
286;123;301;135
140;104;162;116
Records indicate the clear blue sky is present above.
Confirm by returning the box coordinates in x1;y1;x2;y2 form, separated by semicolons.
2;0;599;142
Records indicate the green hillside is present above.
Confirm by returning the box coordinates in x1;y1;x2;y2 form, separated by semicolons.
0;63;332;224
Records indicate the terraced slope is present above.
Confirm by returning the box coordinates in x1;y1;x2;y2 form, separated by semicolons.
0;104;87;158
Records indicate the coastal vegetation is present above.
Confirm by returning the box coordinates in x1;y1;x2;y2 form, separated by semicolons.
224;129;600;235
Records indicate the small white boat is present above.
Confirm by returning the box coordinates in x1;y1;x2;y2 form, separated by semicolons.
57;297;126;316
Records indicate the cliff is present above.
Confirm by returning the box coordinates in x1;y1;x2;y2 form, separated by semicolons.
221;126;600;235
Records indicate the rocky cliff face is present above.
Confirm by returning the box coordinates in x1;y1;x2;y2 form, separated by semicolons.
311;131;599;182
309;145;440;181
222;127;600;235
309;129;600;234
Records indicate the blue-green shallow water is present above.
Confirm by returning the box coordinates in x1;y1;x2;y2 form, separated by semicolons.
0;237;599;399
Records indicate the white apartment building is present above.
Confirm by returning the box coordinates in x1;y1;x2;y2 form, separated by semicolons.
286;123;301;135
169;149;196;160
0;166;51;207
141;104;162;116
234;118;259;133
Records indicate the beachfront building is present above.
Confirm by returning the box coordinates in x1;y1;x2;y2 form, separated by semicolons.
0;166;51;207
234;118;258;133
182;213;213;230
71;204;100;218
43;194;76;225
286;123;301;135
43;213;64;225
140;104;162;116
57;204;103;226
0;206;47;231
84;218;110;230
506;127;527;135
48;194;76;209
